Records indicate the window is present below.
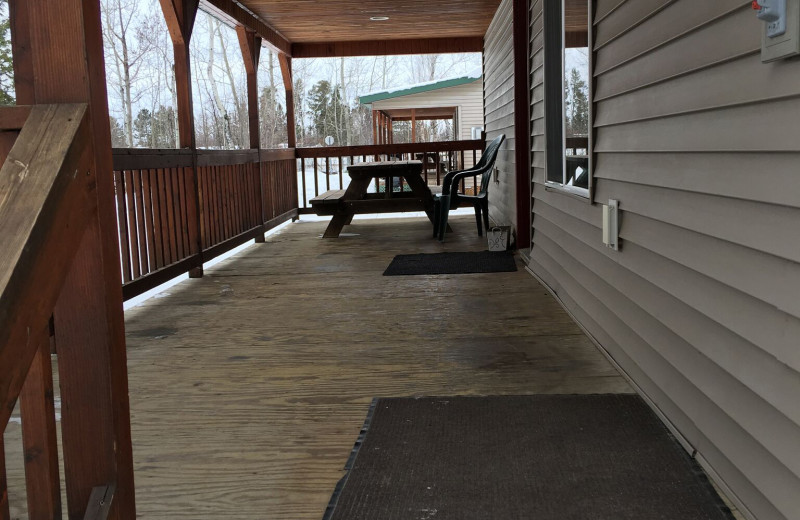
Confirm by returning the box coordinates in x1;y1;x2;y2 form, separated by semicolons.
544;0;591;196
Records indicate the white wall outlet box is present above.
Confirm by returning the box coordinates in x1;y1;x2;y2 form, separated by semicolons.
602;199;619;251
757;0;800;61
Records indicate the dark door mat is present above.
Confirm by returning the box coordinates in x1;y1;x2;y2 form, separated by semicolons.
383;251;517;276
324;395;735;520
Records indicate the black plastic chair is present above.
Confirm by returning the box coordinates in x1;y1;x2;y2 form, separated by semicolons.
433;134;505;241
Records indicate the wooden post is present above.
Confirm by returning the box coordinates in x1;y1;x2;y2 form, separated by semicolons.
237;27;261;150
237;26;265;242
20;332;61;519
160;0;203;276
277;53;295;227
411;109;416;143
278;54;296;149
12;0;136;516
513;0;532;249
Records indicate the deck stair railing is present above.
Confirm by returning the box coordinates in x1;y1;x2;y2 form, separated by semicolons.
0;103;117;520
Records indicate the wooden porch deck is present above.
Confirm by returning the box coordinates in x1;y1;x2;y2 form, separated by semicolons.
4;215;632;518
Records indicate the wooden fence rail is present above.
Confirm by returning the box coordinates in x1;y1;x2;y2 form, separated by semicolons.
112;148;298;300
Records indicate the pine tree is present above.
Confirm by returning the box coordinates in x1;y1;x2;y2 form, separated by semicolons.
569;68;589;136
133;108;153;147
151;106;177;148
307;80;332;142
109;116;127;147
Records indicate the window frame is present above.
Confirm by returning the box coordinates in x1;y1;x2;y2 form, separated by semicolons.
543;0;594;201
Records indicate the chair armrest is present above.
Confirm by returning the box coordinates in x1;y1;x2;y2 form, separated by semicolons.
448;162;492;196
441;166;483;195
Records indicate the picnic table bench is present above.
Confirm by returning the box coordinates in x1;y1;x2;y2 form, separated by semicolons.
309;160;438;238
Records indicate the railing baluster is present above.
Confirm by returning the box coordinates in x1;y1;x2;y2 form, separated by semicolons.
140;170;157;272
113;170;132;283
233;164;241;235
163;168;178;262
157;169;172;265
132;171;149;275
149;170;165;269
217;166;226;243
197;168;208;249
20;329;61;519
176;168;190;256
436;153;441;186
300;158;307;208
222;165;231;240
209;167;220;246
169;168;184;261
423;152;428;185
325;156;331;191
338;156;343;190
123;171;140;280
313;158;319;197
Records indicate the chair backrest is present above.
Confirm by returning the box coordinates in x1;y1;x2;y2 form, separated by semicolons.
476;134;505;195
475;134;505;171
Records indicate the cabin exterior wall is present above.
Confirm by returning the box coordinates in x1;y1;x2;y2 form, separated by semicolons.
479;1;800;519
483;0;517;233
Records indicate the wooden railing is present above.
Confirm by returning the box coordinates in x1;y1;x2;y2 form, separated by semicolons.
295;139;485;210
0;104;95;520
112;148;299;300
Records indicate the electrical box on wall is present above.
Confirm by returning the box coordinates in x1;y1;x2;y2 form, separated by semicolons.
755;0;800;61
602;200;619;251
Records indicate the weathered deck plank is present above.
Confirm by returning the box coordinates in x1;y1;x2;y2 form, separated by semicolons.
5;216;632;519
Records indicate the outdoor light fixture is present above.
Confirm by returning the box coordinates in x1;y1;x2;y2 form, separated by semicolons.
370;16;390;21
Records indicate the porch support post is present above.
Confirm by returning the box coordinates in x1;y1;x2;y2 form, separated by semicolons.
11;0;136;516
237;26;261;150
278;54;296;149
237;26;266;242
513;0;532;249
159;0;204;276
411;109;416;143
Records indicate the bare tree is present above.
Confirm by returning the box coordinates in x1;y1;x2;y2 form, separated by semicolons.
102;0;151;147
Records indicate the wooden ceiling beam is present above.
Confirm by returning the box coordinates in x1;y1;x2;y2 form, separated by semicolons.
292;37;484;58
202;0;291;55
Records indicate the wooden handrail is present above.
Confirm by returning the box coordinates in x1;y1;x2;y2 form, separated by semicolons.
0;103;93;428
111;147;296;170
296;139;484;159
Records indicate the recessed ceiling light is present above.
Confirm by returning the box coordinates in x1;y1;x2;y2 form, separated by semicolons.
370;16;390;21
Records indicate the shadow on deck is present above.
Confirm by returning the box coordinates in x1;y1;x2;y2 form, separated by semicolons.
6;215;633;519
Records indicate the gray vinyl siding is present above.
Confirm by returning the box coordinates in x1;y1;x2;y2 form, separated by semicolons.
526;1;800;520
483;0;516;232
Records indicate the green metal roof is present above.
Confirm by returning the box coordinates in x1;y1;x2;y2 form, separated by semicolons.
358;74;481;105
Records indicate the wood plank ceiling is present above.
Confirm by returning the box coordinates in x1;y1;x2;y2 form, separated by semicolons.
237;0;503;42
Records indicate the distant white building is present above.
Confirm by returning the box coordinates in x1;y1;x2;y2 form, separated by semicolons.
359;70;484;169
